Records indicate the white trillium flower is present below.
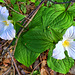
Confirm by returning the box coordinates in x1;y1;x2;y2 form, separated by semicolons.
52;26;75;59
0;6;16;40
0;6;9;20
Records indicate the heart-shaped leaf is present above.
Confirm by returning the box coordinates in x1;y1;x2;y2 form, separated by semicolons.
42;4;73;32
47;46;74;74
29;4;73;32
23;26;53;53
14;37;40;67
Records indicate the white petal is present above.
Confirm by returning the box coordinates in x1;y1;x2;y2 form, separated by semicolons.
65;41;75;59
0;6;2;11
0;22;5;35
0;13;6;21
1;7;9;19
0;6;9;21
63;26;75;40
0;23;16;40
52;41;65;59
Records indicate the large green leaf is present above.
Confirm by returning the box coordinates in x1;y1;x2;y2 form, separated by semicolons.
68;3;75;17
23;26;53;53
29;4;73;32
14;37;40;67
42;4;73;32
47;46;74;74
23;26;63;53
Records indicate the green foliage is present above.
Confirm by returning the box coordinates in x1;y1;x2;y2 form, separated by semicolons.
23;26;53;53
21;4;26;14
53;0;63;2
10;0;16;5
28;6;46;29
30;0;35;3
47;46;74;74
51;0;71;8
68;3;75;17
14;22;22;33
72;21;75;26
47;1;51;7
0;0;4;3
35;0;44;6
49;28;63;43
11;12;26;22
17;0;27;2
10;0;27;22
13;1;75;74
13;4;19;12
22;26;63;53
43;5;73;32
63;0;71;9
29;4;73;32
14;36;40;67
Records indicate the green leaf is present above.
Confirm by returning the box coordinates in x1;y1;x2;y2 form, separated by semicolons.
21;5;26;14
14;22;22;33
47;46;74;74
35;0;44;6
30;0;35;3
53;0;63;2
63;0;71;9
0;0;4;3
14;37;40;67
42;4;73;32
13;4;19;12
72;21;75;26
23;26;53;53
11;12;26;22
29;4;73;32
28;6;46;29
17;0;28;2
68;3;75;18
48;28;63;43
10;0;16;5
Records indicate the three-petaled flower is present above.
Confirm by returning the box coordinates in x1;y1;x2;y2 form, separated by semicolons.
52;26;75;59
0;6;16;40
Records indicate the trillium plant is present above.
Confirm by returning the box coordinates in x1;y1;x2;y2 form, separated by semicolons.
1;0;75;74
52;26;75;59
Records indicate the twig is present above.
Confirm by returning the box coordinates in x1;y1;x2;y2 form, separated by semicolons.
49;0;72;4
2;67;11;75
1;46;14;57
4;1;24;15
31;61;42;75
17;2;23;14
0;41;9;48
11;56;21;75
12;61;16;75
